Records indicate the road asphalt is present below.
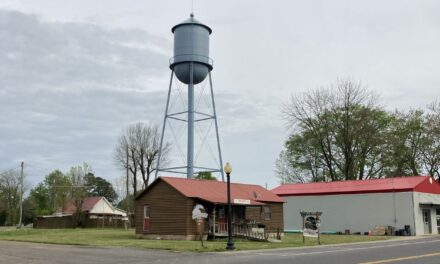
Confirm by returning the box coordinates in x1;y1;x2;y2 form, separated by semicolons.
0;236;439;264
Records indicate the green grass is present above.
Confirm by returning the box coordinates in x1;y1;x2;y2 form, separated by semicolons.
0;228;391;252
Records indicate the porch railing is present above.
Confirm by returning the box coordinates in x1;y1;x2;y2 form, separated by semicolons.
209;222;281;241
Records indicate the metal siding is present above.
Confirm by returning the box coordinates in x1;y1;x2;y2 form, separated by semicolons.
412;192;440;235
283;192;414;234
172;23;210;84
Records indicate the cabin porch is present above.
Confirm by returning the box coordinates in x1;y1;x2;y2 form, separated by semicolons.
199;202;281;241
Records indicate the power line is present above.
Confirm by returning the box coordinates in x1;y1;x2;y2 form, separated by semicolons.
0;165;20;175
24;163;54;174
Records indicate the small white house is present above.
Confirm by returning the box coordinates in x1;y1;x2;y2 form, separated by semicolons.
63;196;127;220
272;176;440;236
35;196;127;228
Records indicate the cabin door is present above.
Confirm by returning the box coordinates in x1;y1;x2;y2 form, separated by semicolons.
422;209;432;234
143;205;150;231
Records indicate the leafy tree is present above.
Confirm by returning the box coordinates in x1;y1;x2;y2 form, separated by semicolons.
195;172;217;180
276;132;325;183
280;79;440;184
386;110;424;176
22;197;36;225
67;163;91;226
281;79;389;182
421;102;440;181
28;183;51;216
85;173;118;203
0;210;6;226
0;169;20;225
117;194;134;213
44;170;71;212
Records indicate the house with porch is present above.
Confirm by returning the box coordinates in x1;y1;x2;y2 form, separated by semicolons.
134;177;284;240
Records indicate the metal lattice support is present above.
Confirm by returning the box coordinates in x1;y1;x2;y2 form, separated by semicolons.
155;69;224;181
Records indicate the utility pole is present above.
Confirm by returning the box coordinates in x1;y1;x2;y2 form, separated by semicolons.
125;145;131;228
18;161;24;228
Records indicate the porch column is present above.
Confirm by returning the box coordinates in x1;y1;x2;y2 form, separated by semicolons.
213;206;216;238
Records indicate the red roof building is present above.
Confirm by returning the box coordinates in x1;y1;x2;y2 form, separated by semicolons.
63;197;102;214
272;176;440;196
272;176;440;236
62;196;126;217
159;176;283;205
135;177;284;240
35;196;127;229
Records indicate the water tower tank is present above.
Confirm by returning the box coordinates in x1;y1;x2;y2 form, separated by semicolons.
170;14;213;84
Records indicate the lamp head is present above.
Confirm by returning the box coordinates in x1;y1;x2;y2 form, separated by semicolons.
224;162;232;174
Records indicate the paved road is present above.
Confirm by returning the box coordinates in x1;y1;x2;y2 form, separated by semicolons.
1;237;439;264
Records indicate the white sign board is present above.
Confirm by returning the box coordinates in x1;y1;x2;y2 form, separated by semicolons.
233;198;251;205
303;228;319;238
300;211;322;244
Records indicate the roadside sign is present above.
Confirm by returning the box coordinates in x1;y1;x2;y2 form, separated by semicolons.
300;211;322;244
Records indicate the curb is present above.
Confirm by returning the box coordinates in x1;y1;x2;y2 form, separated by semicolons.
213;235;437;255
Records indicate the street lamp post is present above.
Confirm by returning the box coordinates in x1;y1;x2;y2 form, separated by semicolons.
224;162;235;250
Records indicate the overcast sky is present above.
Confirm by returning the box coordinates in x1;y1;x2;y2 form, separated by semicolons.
1;0;439;191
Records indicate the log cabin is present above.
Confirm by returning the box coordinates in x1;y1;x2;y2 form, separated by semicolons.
135;177;284;240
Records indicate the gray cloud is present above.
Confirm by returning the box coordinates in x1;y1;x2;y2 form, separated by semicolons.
0;10;171;183
1;0;440;189
0;10;271;187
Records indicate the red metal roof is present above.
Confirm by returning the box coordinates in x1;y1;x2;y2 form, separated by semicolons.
272;176;440;196
64;196;102;214
157;177;284;205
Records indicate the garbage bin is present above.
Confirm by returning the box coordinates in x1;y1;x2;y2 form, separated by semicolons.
404;225;411;236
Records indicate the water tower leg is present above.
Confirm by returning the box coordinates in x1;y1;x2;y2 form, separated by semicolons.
187;62;194;178
155;70;174;179
208;72;225;182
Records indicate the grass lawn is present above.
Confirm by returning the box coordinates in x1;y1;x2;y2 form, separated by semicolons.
0;228;391;252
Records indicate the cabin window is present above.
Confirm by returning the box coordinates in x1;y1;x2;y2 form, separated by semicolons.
218;207;225;219
144;205;150;218
263;206;271;220
143;205;150;231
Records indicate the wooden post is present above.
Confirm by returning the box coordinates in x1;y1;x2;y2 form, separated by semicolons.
18;161;24;228
125;145;131;228
318;225;321;245
213;206;216;239
302;214;305;244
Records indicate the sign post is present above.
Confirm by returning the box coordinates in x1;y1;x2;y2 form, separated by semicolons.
300;211;322;245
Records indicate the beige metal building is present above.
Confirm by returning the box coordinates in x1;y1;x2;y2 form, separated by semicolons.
272;176;440;236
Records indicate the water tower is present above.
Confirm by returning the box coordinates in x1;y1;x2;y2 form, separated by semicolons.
155;14;224;181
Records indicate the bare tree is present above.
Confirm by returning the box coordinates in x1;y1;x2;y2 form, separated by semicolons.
115;126;139;196
137;123;170;189
114;122;169;195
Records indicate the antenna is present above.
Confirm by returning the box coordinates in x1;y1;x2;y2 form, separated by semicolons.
191;0;194;15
